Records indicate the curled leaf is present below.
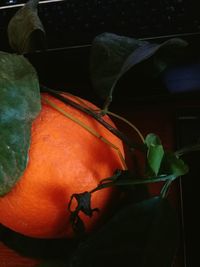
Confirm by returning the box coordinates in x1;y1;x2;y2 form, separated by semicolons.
0;51;41;196
90;32;187;108
7;0;46;54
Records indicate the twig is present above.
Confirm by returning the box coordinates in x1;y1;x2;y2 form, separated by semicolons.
106;111;145;143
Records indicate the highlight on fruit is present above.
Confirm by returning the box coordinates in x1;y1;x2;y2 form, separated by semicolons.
0;92;127;239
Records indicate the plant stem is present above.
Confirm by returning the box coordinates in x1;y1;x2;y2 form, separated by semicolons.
106;111;145;143
160;179;176;198
40;85;145;151
60;92;145;144
90;174;176;194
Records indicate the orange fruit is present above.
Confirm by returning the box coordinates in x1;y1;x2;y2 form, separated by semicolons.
0;93;125;239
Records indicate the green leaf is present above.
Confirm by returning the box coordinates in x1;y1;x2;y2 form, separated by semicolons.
90;32;149;99
162;151;189;177
145;133;164;176
90;33;187;102
145;133;162;147
67;197;179;267
0;51;41;196
7;0;46;54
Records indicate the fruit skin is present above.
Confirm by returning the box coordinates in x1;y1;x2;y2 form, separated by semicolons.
0;93;124;239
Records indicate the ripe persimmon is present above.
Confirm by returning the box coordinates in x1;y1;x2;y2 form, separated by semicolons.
0;93;125;239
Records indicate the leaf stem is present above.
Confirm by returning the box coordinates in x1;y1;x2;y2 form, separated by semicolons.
90;173;177;194
160;178;176;199
106;111;145;143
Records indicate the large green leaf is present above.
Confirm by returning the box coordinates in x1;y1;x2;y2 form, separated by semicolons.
34;197;179;267
67;197;179;267
0;51;41;196
7;0;46;54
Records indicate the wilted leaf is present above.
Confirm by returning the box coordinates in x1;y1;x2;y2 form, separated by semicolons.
68;191;99;235
90;32;187;102
7;0;46;54
145;133;164;176
0;51;41;196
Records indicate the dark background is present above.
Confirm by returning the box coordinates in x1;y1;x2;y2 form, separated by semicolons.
1;1;200;266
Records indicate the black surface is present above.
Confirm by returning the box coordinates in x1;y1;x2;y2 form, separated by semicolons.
1;0;200;51
24;44;200;107
1;2;200;266
176;108;200;267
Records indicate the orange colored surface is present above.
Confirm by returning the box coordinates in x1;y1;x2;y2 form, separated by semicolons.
0;93;124;239
0;96;186;266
